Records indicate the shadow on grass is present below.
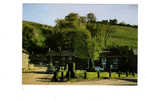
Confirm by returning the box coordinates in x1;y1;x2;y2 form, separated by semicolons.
36;77;52;82
23;71;51;74
36;77;68;82
120;78;137;82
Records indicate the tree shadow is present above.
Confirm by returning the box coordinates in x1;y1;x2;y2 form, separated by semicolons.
120;78;137;82
24;71;51;74
36;78;52;82
36;77;68;82
102;77;109;79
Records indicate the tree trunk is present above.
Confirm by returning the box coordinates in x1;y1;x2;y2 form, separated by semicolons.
66;63;75;78
89;58;95;71
52;71;58;82
91;58;95;70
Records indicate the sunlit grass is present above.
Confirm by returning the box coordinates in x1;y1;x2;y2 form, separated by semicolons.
56;70;137;82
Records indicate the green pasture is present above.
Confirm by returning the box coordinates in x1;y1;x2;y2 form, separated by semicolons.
106;25;137;48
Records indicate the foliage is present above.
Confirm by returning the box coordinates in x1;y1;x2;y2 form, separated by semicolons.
100;45;137;72
22;12;137;70
109;19;118;25
23;21;54;54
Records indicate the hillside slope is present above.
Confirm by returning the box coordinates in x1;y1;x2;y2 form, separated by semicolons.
107;25;137;48
23;21;138;49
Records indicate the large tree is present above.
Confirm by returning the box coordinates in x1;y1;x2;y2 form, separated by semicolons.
86;13;98;71
54;13;92;77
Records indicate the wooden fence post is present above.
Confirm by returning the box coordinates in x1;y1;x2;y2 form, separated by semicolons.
97;71;100;79
109;71;111;79
84;71;87;79
132;72;135;77
68;71;70;80
126;72;128;77
61;72;64;81
118;71;121;79
52;71;58;82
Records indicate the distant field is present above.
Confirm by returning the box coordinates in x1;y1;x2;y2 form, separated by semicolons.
106;25;137;48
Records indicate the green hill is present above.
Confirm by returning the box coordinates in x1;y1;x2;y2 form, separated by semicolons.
23;20;53;48
106;25;137;48
23;20;138;51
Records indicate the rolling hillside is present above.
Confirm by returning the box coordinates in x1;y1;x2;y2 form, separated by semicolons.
107;25;137;48
23;20;138;52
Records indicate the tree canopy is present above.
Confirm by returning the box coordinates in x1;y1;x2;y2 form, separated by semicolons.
23;12;137;65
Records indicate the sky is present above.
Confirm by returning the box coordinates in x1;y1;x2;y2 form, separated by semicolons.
23;4;138;26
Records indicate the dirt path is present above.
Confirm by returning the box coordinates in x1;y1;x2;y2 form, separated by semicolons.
22;72;137;85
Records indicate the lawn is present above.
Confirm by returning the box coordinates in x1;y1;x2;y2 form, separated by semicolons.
57;70;137;82
22;67;137;85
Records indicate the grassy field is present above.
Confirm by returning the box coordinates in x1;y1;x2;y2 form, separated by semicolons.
107;25;137;48
57;70;137;82
22;67;137;85
22;67;137;81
